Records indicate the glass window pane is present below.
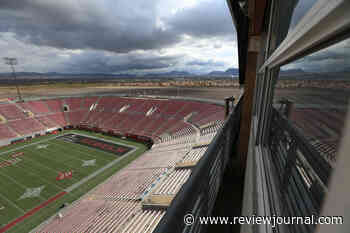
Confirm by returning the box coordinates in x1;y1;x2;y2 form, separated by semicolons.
273;37;350;167
288;0;318;32
269;38;349;228
268;0;318;56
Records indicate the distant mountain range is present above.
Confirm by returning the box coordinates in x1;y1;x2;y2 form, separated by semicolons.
0;68;349;82
143;71;192;77
0;72;135;78
279;68;305;76
208;68;239;76
0;68;239;78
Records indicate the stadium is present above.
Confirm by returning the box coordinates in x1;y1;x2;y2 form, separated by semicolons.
0;95;225;232
0;0;350;233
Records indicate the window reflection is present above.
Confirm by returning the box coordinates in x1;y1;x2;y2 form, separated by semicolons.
268;0;317;56
288;0;318;32
273;38;350;167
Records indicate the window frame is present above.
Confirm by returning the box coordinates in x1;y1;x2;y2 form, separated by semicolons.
253;0;350;146
250;1;350;233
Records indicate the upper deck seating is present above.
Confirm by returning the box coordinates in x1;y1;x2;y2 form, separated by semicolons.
195;111;225;127
66;110;88;126
47;113;67;126
8;118;45;135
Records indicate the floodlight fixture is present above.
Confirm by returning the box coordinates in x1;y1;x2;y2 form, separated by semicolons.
3;57;22;102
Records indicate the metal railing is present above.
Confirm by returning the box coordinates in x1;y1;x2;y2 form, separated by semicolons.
153;97;243;233
268;108;332;233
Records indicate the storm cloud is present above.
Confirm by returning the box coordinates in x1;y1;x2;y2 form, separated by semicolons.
186;59;225;67
60;51;182;73
0;0;178;53
0;0;234;53
4;0;347;75
165;0;235;39
0;0;238;73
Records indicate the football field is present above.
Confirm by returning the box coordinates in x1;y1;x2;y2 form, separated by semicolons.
0;130;147;233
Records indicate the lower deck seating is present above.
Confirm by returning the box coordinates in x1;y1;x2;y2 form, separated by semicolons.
47;113;67;126
0;125;17;139
83;96;99;109
45;99;63;112
64;98;84;110
66;110;88;126
35;116;59;128
8;118;45;135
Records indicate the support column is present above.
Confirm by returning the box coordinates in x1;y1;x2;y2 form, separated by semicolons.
225;96;235;118
225;98;230;118
237;36;260;174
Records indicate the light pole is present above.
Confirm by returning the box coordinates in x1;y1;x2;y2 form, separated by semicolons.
3;57;22;102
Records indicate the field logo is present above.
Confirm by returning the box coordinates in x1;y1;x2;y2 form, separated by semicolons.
0;158;22;168
19;186;45;200
56;171;73;181
0;206;4;211
11;152;24;158
37;144;49;149
0;152;25;169
82;159;96;167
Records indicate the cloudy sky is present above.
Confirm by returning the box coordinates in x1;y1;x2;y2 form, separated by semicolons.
0;0;237;74
0;0;348;75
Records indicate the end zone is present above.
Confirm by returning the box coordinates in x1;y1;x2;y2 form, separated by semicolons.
57;133;133;156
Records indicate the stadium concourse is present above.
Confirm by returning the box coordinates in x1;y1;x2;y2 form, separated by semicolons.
0;95;225;232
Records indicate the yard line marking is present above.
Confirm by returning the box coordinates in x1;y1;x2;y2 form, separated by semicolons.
0;192;25;214
32;145;104;179
0;150;71;192
0;169;46;202
0;135;63;156
0;131;136;158
31;143;87;165
19;146;82;184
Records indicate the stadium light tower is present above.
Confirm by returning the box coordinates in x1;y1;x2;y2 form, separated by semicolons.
3;57;22;102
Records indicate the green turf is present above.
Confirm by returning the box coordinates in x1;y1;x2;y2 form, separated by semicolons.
0;130;147;233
